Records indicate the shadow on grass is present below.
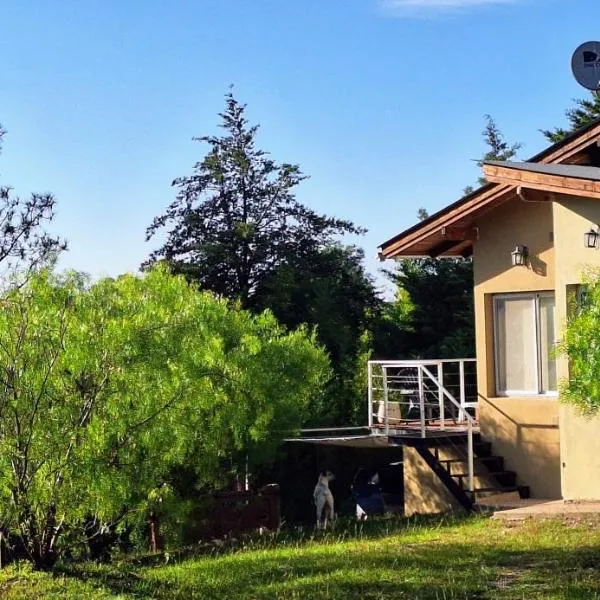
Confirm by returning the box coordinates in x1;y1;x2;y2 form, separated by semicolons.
54;517;600;599
121;513;477;567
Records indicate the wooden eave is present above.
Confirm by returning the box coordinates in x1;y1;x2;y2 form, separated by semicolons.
379;119;600;260
483;163;600;199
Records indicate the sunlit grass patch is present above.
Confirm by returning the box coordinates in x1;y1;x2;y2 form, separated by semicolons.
3;515;600;598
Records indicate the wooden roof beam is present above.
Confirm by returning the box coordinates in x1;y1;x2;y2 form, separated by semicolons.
379;122;600;261
428;240;462;258
515;187;557;203
441;226;479;241
483;163;600;199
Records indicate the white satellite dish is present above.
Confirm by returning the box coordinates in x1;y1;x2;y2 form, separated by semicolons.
572;41;600;91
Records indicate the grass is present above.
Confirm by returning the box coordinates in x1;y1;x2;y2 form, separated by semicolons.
1;515;600;598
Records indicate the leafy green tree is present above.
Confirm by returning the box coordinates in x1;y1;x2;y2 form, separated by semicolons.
145;92;362;307
0;267;329;568
253;245;379;424
542;92;600;143
0;125;66;274
558;272;600;415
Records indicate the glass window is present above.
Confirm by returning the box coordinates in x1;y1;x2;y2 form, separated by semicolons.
494;293;556;395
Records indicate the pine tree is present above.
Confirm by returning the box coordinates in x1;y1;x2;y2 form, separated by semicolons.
464;115;522;194
145;91;362;307
0;125;66;274
541;92;600;143
379;209;475;360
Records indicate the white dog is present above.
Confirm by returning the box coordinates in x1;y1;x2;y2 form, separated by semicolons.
313;470;335;529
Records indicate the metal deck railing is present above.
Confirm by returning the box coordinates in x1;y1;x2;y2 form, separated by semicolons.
367;359;478;492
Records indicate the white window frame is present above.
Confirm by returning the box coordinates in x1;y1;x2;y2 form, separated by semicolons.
493;292;558;398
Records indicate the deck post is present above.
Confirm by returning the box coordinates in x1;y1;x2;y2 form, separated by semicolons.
467;418;474;493
367;362;373;429
437;362;445;431
418;366;426;438
383;366;389;436
459;360;466;422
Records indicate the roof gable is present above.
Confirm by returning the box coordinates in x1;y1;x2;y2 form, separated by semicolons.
379;118;600;260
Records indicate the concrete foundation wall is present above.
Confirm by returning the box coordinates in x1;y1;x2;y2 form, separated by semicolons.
403;447;465;516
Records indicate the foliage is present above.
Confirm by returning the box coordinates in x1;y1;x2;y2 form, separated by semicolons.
379;209;474;360
3;517;600;598
145;91;362;307
253;245;379;424
383;258;474;359
0;125;66;275
558;271;600;415
371;287;414;360
542;92;600;143
0;267;329;568
464;115;522;194
145;92;372;429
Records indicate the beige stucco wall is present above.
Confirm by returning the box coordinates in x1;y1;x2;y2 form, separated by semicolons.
473;197;561;499
403;447;465;516
553;197;600;500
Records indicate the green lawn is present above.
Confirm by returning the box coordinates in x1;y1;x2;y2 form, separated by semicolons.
2;515;600;599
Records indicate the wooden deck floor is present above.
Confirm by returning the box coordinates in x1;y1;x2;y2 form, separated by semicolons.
372;420;479;437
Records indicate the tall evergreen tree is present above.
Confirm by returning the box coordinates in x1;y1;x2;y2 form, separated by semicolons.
383;254;474;359
478;115;521;178
378;209;474;361
381;115;520;360
542;92;600;143
464;115;521;194
0;125;66;275
145;92;362;308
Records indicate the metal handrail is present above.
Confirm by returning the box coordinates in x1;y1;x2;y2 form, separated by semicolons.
368;358;478;493
419;363;475;493
368;359;477;365
419;365;476;425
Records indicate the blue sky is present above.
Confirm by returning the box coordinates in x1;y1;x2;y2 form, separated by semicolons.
0;0;597;292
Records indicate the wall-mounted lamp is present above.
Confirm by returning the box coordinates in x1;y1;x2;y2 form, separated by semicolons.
584;227;600;249
511;245;528;267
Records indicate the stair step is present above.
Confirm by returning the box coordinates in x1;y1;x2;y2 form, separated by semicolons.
473;485;530;498
473;441;492;457
452;471;512;478
472;486;520;498
426;436;531;509
454;470;516;486
517;485;530;499
439;455;505;465
479;456;504;471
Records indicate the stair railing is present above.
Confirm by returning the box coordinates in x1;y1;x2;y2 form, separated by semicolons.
367;359;477;494
419;364;476;494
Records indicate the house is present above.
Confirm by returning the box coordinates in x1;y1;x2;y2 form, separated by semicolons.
378;119;600;508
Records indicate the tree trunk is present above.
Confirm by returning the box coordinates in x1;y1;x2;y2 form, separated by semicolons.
148;512;161;553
